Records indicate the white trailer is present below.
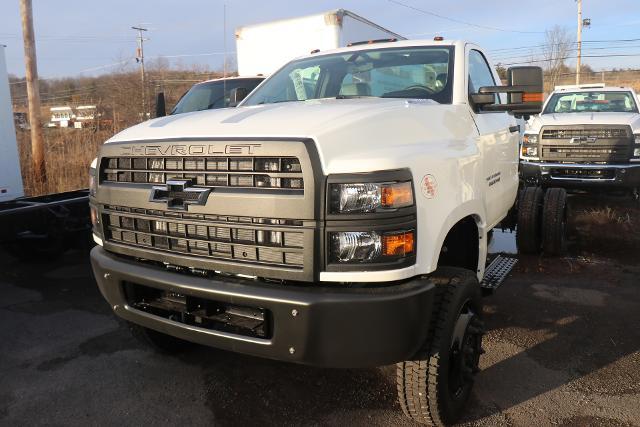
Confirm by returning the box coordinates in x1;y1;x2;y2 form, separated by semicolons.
235;9;404;76
0;45;25;202
0;45;90;260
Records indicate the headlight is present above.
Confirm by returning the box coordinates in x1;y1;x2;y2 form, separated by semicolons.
635;134;640;145
634;147;640;157
89;170;97;196
330;181;413;213
89;157;97;196
330;230;414;263
521;146;538;157
90;205;99;227
332;231;381;262
521;134;539;158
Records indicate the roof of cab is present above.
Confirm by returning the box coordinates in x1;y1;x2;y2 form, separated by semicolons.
196;75;266;85
552;84;636;94
293;39;465;62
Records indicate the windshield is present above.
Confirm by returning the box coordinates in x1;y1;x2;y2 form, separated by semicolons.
171;78;264;114
242;46;454;106
543;91;638;114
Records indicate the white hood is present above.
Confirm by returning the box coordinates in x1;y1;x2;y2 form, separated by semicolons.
107;98;477;174
528;112;640;134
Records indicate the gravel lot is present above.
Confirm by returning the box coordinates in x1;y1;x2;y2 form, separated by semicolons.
1;201;639;426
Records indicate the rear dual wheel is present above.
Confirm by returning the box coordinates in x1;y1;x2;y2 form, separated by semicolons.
516;186;568;256
516;187;544;253
541;188;568;255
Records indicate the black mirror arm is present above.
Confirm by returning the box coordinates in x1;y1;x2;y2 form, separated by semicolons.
155;92;166;117
482;103;542;112
478;85;540;94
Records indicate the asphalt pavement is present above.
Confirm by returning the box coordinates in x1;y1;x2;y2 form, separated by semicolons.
1;236;639;426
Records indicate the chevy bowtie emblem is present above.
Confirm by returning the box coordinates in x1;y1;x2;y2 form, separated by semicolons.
149;179;210;210
570;136;597;144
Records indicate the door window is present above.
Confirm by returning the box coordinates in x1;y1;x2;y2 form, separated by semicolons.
468;49;499;104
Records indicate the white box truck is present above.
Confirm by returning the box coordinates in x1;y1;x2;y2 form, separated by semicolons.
0;45;24;202
235;9;405;76
158;10;404;116
0;45;90;260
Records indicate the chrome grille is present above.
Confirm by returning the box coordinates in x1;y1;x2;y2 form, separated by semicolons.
101;156;304;190
539;126;632;163
103;205;306;269
541;128;628;139
541;146;629;162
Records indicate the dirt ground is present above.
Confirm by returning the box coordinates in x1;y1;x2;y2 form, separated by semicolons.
1;196;639;426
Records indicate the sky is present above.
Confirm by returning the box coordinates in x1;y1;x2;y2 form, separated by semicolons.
1;0;640;79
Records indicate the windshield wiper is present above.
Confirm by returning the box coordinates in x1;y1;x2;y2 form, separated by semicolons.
335;95;376;99
257;99;305;105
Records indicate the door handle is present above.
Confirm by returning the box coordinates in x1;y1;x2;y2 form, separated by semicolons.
509;125;520;133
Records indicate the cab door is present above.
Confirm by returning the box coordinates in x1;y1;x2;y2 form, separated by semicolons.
467;48;519;227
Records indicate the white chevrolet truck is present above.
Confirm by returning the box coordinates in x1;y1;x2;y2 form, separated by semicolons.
522;84;640;192
89;39;543;425
517;84;640;255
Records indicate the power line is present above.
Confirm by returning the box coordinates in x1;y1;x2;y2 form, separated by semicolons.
0;32;132;40
387;0;544;34
147;52;235;59
9;59;134;84
500;53;640;66
489;38;640;53
492;44;640;62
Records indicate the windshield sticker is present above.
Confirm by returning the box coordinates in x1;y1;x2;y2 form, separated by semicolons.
290;70;307;100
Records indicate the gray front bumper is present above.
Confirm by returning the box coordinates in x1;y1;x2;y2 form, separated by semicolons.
520;161;640;189
90;246;435;368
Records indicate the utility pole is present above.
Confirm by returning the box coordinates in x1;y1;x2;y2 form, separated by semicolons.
222;4;227;98
132;26;148;121
575;0;582;85
19;0;46;185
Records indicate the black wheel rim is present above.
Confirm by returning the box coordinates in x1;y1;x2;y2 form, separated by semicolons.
448;301;483;398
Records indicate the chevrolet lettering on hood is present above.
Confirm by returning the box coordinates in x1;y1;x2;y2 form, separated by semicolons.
119;143;262;156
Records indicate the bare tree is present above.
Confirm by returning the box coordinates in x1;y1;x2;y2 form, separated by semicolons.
541;25;574;88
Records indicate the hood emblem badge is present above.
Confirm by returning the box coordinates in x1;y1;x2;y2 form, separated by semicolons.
149;179;210;211
570;136;597;144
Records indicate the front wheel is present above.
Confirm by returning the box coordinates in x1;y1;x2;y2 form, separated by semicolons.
397;268;484;426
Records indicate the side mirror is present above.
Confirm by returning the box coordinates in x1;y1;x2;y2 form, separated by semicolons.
475;66;544;116
155;92;166;117
228;87;250;107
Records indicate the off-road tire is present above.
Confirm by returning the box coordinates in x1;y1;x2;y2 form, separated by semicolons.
397;268;484;426
542;187;568;256
129;323;194;354
516;186;544;254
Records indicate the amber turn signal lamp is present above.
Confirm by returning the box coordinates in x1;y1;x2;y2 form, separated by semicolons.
523;92;543;103
382;231;415;257
381;182;413;209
